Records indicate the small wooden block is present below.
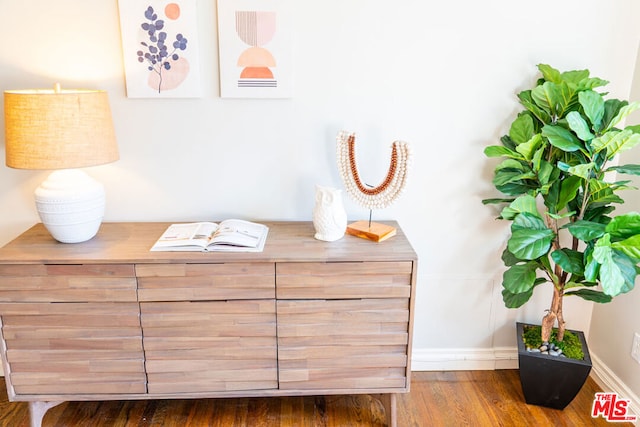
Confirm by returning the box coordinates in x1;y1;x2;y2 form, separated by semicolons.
346;221;397;242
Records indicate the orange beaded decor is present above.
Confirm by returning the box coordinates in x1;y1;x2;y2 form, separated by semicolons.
337;130;411;211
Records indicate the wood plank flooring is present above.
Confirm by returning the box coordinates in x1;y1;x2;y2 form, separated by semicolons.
0;370;632;426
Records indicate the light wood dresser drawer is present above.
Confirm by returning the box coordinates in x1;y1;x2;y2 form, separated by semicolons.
276;261;412;299
0;263;144;394
0;301;146;395
0;264;137;302
136;262;275;301
277;298;409;390
276;260;412;391
140;299;277;393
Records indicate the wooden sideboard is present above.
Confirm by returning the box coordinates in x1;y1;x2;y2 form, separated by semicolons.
0;221;417;427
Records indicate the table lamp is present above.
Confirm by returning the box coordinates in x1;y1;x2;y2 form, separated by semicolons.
4;84;119;243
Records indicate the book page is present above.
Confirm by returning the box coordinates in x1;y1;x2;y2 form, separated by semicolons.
151;222;218;249
210;219;266;247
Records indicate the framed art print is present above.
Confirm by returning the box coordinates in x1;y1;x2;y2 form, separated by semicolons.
217;0;293;98
118;0;203;98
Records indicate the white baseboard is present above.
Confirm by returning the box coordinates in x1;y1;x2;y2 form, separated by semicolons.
411;347;519;371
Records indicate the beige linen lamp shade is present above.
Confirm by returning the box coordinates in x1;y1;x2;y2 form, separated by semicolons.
4;88;118;169
4;86;119;243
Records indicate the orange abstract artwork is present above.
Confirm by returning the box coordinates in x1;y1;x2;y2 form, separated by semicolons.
217;0;292;98
235;11;277;88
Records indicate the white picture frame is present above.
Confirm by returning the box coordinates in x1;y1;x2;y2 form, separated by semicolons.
217;0;293;98
118;0;203;98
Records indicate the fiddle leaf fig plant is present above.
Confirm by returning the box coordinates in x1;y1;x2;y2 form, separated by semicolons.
483;64;640;344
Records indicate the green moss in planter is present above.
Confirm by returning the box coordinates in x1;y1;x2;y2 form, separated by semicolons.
522;325;584;360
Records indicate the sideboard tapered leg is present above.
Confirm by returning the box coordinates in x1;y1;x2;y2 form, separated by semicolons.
374;393;397;427
29;401;64;427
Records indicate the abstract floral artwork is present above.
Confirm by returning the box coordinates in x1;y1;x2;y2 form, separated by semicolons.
118;0;202;98
217;0;293;98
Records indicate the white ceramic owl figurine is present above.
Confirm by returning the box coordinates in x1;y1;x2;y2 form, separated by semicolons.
313;185;348;241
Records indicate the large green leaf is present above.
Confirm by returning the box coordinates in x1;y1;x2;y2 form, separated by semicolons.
578;90;604;131
593;243;624;295
605;212;640;238
542;124;583;152
612;251;637;294
493;160;536;195
612;235;640;261
583;205;615;223
518;90;551;123
532;146;545;173
556;175;582;211
542;165;561;201
500;194;541;220
565;289;612;303
484;145;522;159
510;114;535;144
537;159;554;186
495;159;526;172
604;251;637;295
496;181;535;197
493;169;535;187
511;211;547;231
566;111;594;141
565;220;606;241
543;170;562;210
551;249;584;275
605;101;640;132
561;69;590;86
502;262;537;293
501;248;521;266
566;162;594;180
588;180;624;208
591;129;640;158
532;82;564;116
500;134;517;151
516;134;543;161
502;288;534;308
579;77;609;90
584;249;600;282
592;236;636;296
508;227;554;260
492;161;536;195
607;164;640;175
538;64;562;83
602;99;627;131
590;131;620;157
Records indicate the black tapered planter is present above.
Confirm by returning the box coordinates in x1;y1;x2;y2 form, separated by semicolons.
516;322;592;410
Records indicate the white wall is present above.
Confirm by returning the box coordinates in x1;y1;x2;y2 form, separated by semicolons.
589;43;640;406
1;0;640;375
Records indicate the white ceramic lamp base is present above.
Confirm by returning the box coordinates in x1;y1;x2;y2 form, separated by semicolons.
34;169;106;243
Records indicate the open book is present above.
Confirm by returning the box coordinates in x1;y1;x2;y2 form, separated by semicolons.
150;220;268;252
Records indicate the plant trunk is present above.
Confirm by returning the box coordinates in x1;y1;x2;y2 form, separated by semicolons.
557;288;565;341
542;213;570;343
541;284;565;342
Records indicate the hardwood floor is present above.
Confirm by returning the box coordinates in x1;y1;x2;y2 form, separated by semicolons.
0;370;632;426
